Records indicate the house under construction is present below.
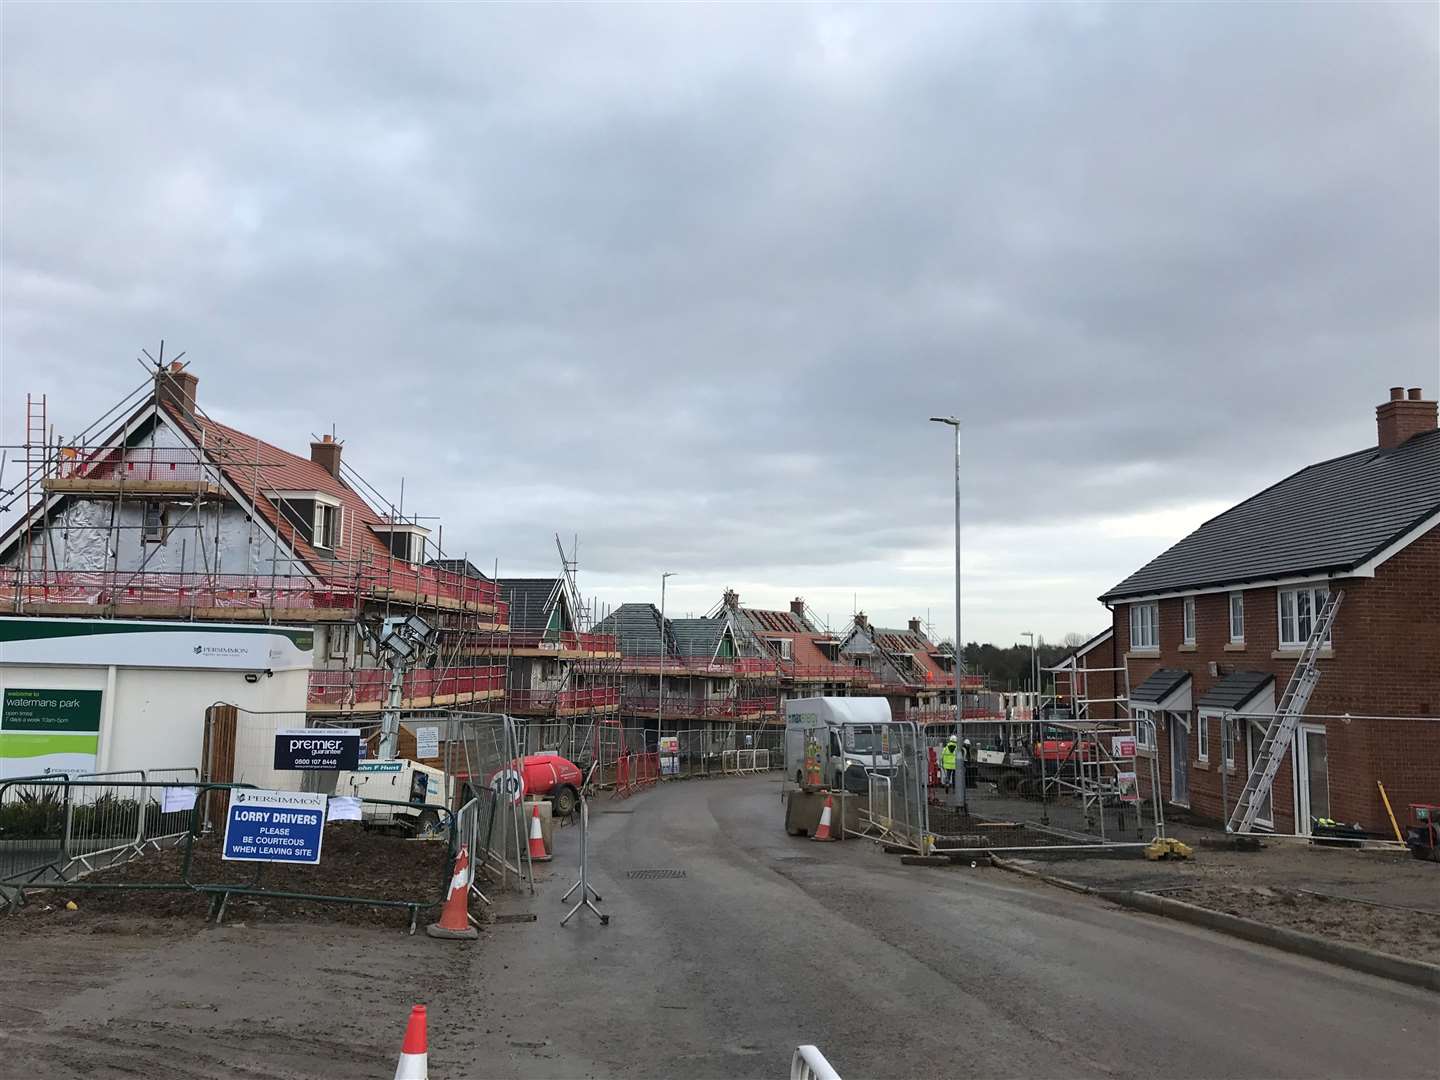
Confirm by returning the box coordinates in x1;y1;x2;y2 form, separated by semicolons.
0;360;620;738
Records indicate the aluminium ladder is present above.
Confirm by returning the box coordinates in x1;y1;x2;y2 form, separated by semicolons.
1225;590;1343;834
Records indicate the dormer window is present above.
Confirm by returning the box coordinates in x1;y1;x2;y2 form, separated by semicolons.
370;521;431;563
267;490;343;551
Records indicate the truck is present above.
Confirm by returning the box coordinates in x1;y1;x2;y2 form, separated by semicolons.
784;697;895;793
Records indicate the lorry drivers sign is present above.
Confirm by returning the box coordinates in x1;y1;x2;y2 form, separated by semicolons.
223;789;327;864
274;728;361;771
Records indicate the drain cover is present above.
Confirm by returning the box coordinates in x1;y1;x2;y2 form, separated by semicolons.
626;868;687;879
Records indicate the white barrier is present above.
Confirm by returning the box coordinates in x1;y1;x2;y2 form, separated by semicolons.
791;1044;842;1080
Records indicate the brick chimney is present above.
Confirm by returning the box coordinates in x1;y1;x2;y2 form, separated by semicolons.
1377;386;1437;449
790;597;806;619
722;588;739;610
158;361;198;420
854;611;869;630
908;617;923;636
310;434;343;477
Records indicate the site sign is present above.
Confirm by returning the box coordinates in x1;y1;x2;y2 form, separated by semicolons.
223;788;327;864
1111;736;1137;759
273;728;360;771
415;726;440;759
0;687;103;779
659;736;680;776
1116;771;1139;803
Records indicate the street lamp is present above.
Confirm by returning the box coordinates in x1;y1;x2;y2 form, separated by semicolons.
659;571;676;736
929;416;962;720
1023;630;1048;823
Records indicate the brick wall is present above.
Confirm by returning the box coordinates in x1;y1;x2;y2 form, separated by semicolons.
1110;524;1440;833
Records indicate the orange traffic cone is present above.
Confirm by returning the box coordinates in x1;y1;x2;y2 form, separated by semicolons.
811;794;836;842
394;1004;428;1080
425;846;478;940
527;804;551;863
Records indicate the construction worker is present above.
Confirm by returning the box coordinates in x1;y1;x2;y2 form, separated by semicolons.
940;736;959;792
963;738;978;788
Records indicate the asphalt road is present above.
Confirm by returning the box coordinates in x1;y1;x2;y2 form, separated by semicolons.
484;774;1438;1080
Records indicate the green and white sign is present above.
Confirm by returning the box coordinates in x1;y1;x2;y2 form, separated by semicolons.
0;688;103;779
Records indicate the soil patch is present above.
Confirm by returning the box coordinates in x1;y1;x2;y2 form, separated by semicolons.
1164;882;1440;965
3;823;451;929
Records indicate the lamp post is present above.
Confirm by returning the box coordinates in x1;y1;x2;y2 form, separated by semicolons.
929;416;962;718
658;571;676;736
1023;630;1048;824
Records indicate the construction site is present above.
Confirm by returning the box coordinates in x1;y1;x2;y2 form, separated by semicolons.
1;357;1436;1079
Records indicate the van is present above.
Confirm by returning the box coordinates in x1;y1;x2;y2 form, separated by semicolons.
784;697;895;792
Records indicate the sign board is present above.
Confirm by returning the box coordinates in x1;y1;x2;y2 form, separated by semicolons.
414;726;440;759
1111;736;1137;759
658;736;680;777
491;768;524;804
161;786;197;814
327;795;363;822
273;728;360;771
222;788;327;864
358;761;403;774
0;617;312;671
0;687;103;779
1116;770;1139;803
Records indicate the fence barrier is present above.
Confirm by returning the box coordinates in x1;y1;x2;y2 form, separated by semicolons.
1;777;457;930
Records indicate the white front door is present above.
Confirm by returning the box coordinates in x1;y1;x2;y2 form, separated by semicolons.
1295;724;1330;835
1246;720;1275;830
1170;712;1190;807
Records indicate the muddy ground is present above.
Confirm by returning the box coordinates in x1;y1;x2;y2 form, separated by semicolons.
3;824;452;929
1003;838;1440;962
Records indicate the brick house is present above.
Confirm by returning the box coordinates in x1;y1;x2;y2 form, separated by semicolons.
1099;387;1440;835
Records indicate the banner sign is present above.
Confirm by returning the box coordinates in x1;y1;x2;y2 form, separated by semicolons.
273;728;360;771
658;737;680;754
1116;770;1139;803
659;736;680;776
0;617;312;671
0;687;103;779
223;788;327;864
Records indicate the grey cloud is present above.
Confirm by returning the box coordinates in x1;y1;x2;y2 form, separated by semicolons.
2;2;1436;642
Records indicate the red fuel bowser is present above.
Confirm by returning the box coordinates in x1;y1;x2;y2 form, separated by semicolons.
472;753;584;817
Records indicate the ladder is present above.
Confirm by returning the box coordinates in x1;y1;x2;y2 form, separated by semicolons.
22;394;49;587
1226;590;1344;834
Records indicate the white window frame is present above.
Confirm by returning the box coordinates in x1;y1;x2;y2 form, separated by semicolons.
1221;713;1236;768
312;501;342;551
1196;709;1216;763
1182;596;1196;645
1129;603;1158;651
1228;592;1244;643
327;624;352;660
1133;706;1156;750
141;500;167;543
1277;585;1332;649
771;638;793;661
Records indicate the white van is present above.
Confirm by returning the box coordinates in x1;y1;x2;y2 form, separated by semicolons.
784;697;895;791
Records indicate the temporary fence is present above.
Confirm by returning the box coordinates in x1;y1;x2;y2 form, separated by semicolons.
0;766;200;886
442;712;533;892
0;777;458;930
1146;711;1440;844
783;719;930;852
923;718;1164;851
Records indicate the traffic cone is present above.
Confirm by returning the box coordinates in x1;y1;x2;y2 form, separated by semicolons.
811;794;836;842
527;804;551;863
425;846;478;940
394;1004;428;1080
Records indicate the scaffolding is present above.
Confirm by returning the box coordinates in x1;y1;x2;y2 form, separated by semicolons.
0;350;522;726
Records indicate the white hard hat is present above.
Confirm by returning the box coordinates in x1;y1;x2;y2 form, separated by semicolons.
962;738;971;745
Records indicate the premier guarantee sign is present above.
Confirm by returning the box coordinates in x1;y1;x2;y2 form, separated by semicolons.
273;728;361;771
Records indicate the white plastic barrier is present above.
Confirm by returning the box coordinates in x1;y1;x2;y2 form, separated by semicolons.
791;1045;842;1080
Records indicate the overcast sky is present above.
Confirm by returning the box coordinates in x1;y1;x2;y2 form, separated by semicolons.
3;3;1437;645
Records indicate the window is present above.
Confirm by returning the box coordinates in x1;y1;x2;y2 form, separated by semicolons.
1133;707;1156;750
1196;711;1211;762
313;502;341;550
769;638;793;661
1228;592;1244;643
327;624;351;660
141;500;166;543
1129;603;1158;650
1278;585;1332;649
1222;715;1236;768
1182;597;1196;645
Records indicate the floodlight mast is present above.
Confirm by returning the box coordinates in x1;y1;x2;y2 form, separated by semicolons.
376;615;438;759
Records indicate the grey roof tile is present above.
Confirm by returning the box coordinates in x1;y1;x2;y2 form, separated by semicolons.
1197;671;1275;711
497;578;563;633
1130;668;1191;703
1101;430;1440;601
